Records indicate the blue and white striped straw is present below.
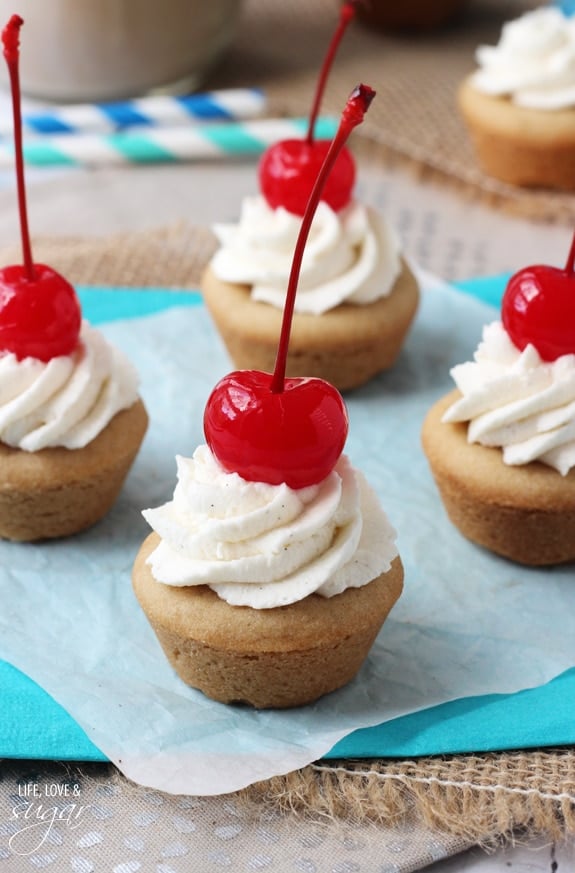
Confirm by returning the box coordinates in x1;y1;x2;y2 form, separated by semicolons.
552;0;575;14
0;117;339;166
3;88;266;137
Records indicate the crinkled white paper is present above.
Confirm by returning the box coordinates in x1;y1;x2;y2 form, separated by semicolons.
0;276;574;796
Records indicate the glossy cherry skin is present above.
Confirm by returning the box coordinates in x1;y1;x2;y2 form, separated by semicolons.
259;139;355;217
0;263;82;361
204;370;349;489
502;264;575;362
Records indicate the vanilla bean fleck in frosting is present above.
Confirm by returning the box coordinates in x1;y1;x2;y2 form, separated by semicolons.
210;196;401;315
143;446;398;608
0;321;140;451
443;321;575;475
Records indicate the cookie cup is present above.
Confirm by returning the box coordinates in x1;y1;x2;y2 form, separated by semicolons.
0;398;148;542
201;259;419;392
458;75;575;190
422;390;575;565
132;532;404;709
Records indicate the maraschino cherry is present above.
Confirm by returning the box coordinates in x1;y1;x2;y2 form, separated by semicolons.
502;230;575;362
0;15;81;362
258;1;360;217
204;84;375;489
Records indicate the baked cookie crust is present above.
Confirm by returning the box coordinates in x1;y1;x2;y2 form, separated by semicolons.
458;75;575;191
201;259;419;392
422;390;575;565
133;532;404;709
0;398;148;541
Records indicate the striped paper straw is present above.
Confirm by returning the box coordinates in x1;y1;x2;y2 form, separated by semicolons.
552;0;575;13
2;89;266;137
0;117;339;167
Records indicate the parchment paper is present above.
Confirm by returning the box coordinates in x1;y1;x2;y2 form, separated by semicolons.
0;275;573;796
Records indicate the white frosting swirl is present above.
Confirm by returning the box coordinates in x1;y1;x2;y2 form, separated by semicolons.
442;321;575;475
0;321;140;451
209;196;402;316
143;445;398;609
470;8;575;110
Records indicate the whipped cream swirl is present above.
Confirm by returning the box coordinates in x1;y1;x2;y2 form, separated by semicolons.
143;446;398;609
209;195;402;315
443;321;575;475
471;8;575;110
0;321;140;451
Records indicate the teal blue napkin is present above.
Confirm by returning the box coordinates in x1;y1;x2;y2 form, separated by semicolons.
1;287;202;762
1;276;574;764
452;273;512;310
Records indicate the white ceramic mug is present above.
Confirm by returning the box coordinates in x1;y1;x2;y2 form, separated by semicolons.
0;0;242;102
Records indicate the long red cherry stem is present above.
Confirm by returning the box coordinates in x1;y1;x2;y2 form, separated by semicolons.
565;230;575;275
305;1;360;145
2;15;35;282
271;84;375;395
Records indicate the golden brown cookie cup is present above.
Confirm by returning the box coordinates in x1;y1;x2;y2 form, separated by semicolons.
133;532;404;709
458;75;575;191
0;398;148;542
422;391;575;566
201;259;419;393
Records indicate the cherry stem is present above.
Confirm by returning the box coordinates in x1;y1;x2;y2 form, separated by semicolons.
565;229;575;276
305;1;359;145
2;15;35;282
271;84;375;394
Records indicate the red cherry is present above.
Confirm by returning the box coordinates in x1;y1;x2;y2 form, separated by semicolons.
258;1;359;215
204;371;348;489
259;139;355;216
205;85;375;487
0;264;81;361
502;232;575;362
0;16;82;363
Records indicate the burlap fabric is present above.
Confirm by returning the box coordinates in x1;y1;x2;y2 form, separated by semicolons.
208;0;574;224
1;224;573;846
0;223;217;290
243;752;575;845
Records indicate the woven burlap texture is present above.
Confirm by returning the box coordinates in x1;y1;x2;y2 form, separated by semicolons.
208;0;574;223
0;223;217;289
241;751;575;845
2;225;573;845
